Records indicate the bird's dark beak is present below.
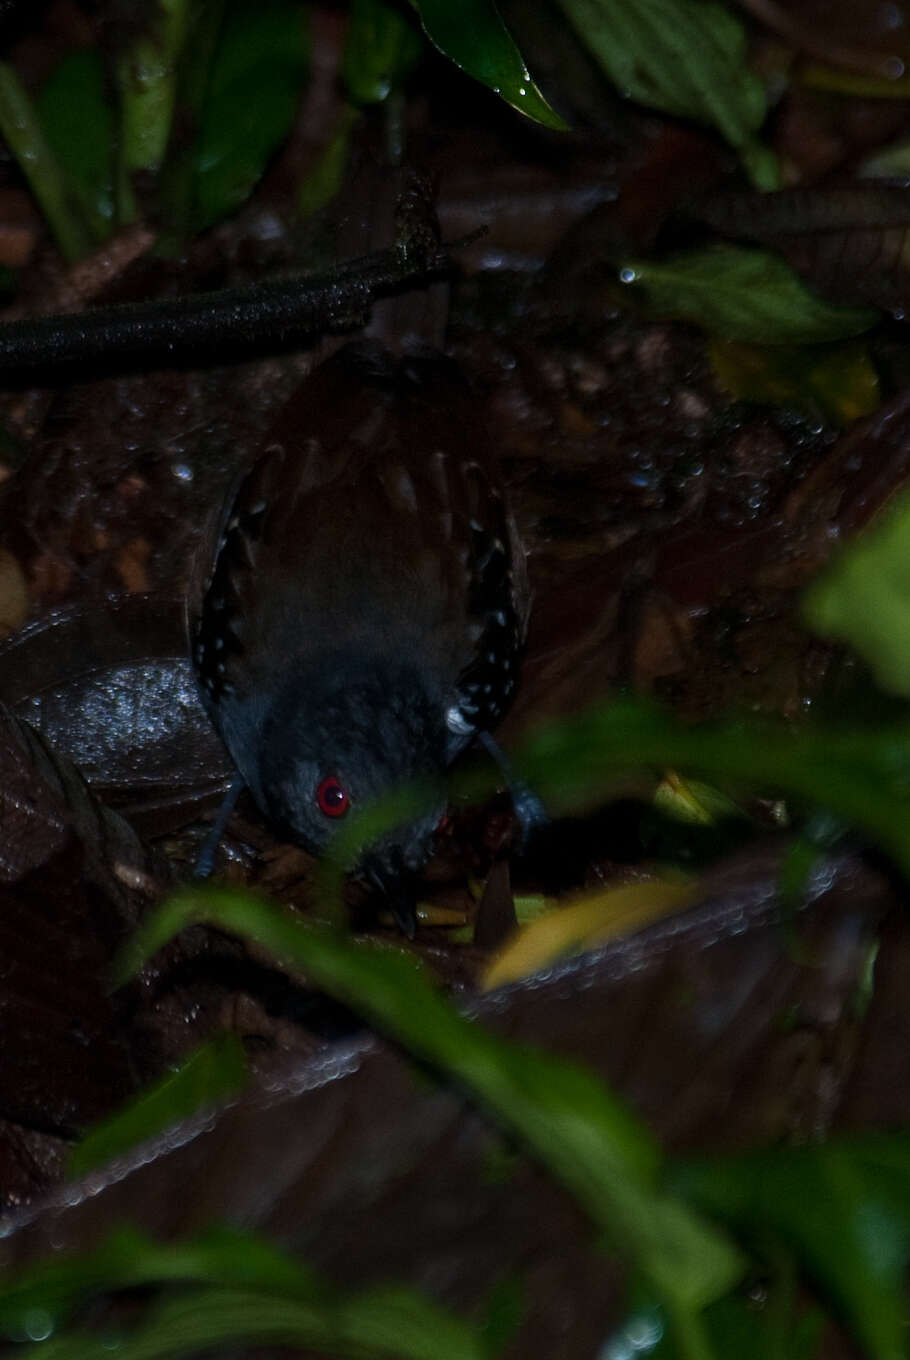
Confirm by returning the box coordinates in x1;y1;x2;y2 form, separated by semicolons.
387;883;418;939
363;852;418;939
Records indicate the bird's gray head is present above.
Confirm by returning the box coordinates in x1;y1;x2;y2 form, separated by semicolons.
256;658;449;871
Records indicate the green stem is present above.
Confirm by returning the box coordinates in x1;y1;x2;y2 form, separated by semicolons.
155;0;227;257
666;1300;717;1360
116;0;190;176
0;62;91;263
114;148;138;228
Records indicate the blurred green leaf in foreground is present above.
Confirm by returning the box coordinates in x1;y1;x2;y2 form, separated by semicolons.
115;887;745;1332
673;1136;910;1360
0;1226;490;1360
74;874;910;1360
805;486;910;697
67;1033;248;1180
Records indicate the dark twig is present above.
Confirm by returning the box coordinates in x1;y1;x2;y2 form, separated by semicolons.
0;242;455;385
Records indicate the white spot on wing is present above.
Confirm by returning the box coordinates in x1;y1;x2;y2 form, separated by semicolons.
446;706;474;736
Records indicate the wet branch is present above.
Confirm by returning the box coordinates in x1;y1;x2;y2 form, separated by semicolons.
0;242;455;385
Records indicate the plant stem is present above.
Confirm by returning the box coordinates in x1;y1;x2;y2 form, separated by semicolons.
666;1300;717;1360
116;0;190;175
155;0;227;256
0;62;91;263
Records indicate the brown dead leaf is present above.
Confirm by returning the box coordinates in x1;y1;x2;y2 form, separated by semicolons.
0;547;28;636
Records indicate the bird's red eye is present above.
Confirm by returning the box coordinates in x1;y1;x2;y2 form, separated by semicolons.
316;775;349;818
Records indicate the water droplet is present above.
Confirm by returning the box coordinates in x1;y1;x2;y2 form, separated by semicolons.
599;1309;664;1359
173;462;193;482
24;1309;54;1341
619;267;637;284
518;86;527;96
627;1313;663;1350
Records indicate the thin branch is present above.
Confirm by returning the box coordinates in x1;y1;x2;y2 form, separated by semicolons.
0;243;455;385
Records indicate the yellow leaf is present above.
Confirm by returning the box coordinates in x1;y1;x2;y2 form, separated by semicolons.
709;339;880;426
481;879;696;991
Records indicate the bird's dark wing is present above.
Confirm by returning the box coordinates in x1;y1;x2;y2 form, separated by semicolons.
192;341;528;754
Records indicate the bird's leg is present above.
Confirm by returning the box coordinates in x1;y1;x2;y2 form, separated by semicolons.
479;731;549;851
194;776;246;879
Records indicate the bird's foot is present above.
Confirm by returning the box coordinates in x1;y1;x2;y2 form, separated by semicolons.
193;777;245;879
479;731;549;853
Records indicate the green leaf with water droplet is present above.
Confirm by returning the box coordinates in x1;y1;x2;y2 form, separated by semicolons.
116;0;188;175
621;245;880;344
343;0;424;106
409;0;568;129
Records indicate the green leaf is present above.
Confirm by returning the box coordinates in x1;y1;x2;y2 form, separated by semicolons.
776;811;846;911
802;62;910;101
67;1034;248;1180
0;61;91;262
672;1136;910;1360
116;0;189;174
0;1228;487;1360
620;246;881;344
343;0;424;105
709;339;881;426
862;135;910;179
511;698;910;878
648;1289;824;1360
0;1226;318;1338
478;1275;525;1356
552;0;778;188
409;0;568;130
154;0;228;255
114;888;744;1314
804;486;910;696
39;1286;486;1360
297;106;360;219
37;49;115;243
192;0;308;230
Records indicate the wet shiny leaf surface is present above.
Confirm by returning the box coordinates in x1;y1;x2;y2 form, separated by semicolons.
410;0;568;129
